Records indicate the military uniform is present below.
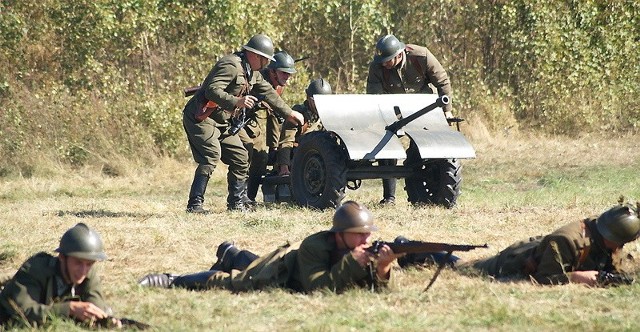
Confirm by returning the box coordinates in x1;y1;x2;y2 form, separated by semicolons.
366;44;453;113
244;70;286;200
183;51;294;210
471;219;619;284
0;253;109;326
366;43;453;203
170;231;388;293
276;102;324;169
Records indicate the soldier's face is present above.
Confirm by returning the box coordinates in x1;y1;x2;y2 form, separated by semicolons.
382;52;403;70
247;52;270;71
63;256;96;284
275;70;291;86
340;232;371;249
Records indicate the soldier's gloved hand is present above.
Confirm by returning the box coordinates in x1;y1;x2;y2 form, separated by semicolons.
287;111;305;126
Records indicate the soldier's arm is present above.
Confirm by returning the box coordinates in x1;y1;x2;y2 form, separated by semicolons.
251;78;294;120
296;239;369;293
78;270;110;314
532;236;580;285
365;62;385;94
0;270;71;325
423;49;453;114
204;57;243;111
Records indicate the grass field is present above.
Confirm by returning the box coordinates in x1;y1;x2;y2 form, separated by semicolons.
1;133;640;331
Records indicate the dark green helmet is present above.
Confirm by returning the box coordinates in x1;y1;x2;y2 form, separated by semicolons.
596;204;640;244
305;78;332;97
330;201;378;233
268;51;296;74
373;34;405;64
242;34;276;61
55;223;107;261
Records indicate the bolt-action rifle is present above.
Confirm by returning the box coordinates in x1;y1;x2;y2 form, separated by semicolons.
597;271;634;287
96;316;151;330
368;239;488;292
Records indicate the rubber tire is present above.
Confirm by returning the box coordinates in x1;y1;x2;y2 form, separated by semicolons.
291;131;347;209
404;142;462;208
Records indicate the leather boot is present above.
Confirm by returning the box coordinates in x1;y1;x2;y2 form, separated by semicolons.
186;174;210;213
171;271;218;290
380;178;397;205
227;180;254;212
138;273;177;288
210;241;259;273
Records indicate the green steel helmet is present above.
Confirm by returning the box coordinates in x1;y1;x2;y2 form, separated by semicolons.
305;78;332;97
596;204;640;244
55;223;107;261
242;34;276;61
330;201;378;233
373;34;406;64
268;51;296;74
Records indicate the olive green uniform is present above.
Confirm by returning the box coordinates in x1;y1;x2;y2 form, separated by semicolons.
276;102;324;168
471;219;619;284
244;70;286;200
183;52;293;207
0;253;109;326
182;231;388;293
366;44;452;113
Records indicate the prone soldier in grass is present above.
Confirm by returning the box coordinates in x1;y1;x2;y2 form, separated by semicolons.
468;202;640;286
139;201;401;293
0;223;123;328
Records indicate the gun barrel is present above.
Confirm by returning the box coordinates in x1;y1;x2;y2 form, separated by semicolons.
370;240;487;255
385;95;449;133
184;85;200;97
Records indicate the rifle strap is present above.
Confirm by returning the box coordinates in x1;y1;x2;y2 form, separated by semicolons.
423;251;452;292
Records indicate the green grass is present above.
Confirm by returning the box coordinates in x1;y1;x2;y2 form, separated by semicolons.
1;134;640;331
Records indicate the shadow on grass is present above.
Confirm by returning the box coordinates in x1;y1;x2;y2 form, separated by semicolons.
45;209;161;219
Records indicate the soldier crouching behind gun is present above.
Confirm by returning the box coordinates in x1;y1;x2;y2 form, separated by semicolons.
139;201;403;293
464;202;640;286
183;34;304;213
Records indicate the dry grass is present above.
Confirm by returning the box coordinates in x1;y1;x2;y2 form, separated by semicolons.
1;133;640;331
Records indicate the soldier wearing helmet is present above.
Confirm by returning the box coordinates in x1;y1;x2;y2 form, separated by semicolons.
0;223;122;327
245;51;298;201
182;34;305;213
468;203;640;286
139;201;400;293
366;34;453;206
276;78;333;176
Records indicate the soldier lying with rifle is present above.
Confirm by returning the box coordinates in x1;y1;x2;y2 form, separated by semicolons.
0;223;149;329
139;201;486;293
466;200;639;287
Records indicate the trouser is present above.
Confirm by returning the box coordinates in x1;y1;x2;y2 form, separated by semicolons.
183;113;249;206
380;159;397;199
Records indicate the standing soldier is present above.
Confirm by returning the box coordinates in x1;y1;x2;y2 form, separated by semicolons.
183;34;304;213
245;51;297;201
276;78;332;176
0;223;122;328
366;34;453;205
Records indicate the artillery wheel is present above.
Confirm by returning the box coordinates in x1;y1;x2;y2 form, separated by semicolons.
291;131;347;209
404;141;462;208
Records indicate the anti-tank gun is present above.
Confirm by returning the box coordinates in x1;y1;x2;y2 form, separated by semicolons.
261;93;476;209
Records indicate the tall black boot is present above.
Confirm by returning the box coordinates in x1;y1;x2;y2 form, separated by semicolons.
171;271;218;290
186;174;210;213
247;150;268;201
210;241;259;273
227;180;254;212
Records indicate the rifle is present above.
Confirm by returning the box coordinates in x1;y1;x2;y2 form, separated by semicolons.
96;316;151;330
369;239;488;292
228;95;267;135
183;56;310;98
596;271;634;287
